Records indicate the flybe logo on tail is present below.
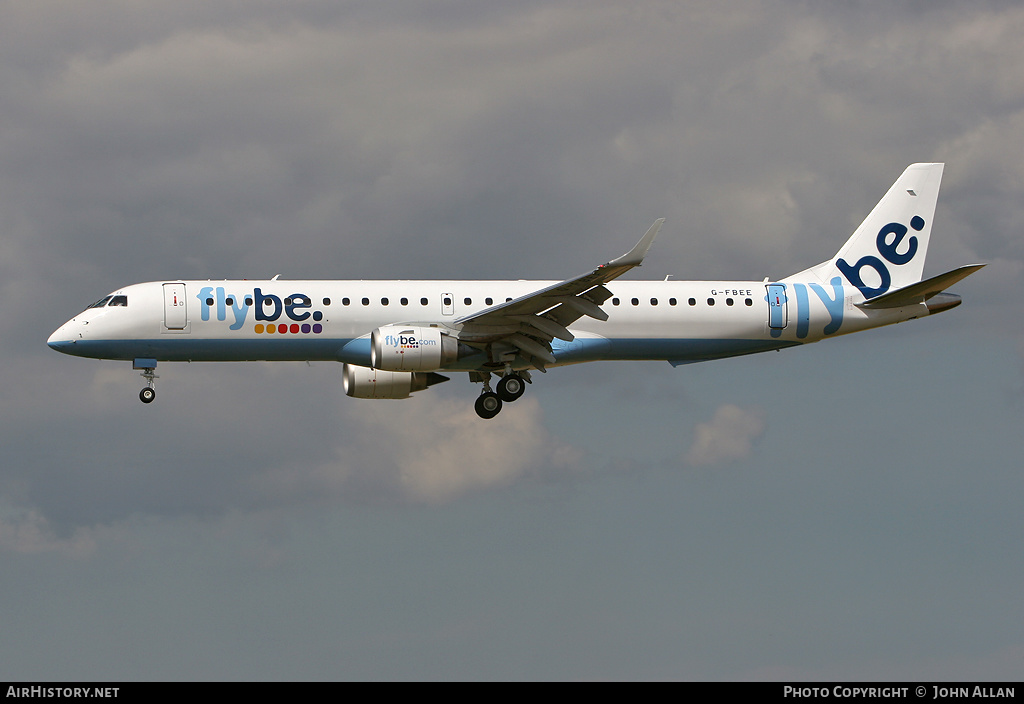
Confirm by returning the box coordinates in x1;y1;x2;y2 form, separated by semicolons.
836;216;925;298
197;287;325;334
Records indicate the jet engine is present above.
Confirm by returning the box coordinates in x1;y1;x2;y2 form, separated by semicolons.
370;325;460;372
342;363;449;399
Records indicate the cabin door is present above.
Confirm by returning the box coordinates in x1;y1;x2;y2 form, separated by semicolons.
163;283;188;330
766;284;787;330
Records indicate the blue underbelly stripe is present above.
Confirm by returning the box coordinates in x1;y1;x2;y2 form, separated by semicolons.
56;336;799;365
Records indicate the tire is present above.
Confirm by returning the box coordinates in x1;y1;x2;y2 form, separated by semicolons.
474;392;502;419
496;374;525;402
140;388;156;404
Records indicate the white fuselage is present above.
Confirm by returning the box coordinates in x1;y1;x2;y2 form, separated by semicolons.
47;278;924;370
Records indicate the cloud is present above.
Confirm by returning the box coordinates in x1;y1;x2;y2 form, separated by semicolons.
249;395;583;505
0;507;96;558
685;403;765;467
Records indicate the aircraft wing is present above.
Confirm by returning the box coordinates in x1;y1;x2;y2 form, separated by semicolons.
453;219;664;367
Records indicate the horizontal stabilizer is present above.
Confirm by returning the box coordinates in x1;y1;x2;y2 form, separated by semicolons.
856;264;985;309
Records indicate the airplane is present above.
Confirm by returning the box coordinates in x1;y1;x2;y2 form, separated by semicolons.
48;163;983;419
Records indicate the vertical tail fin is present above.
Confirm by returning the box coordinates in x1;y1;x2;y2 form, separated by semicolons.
789;163;944;299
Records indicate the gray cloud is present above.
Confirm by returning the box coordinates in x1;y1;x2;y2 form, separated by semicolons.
0;506;97;557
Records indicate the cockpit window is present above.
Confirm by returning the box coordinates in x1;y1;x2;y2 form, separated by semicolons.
108;295;128;307
87;296;113;309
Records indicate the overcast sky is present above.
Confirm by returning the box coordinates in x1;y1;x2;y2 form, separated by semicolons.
1;0;1021;680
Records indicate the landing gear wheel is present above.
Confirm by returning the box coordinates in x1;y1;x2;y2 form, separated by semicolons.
136;363;159;403
475;391;502;419
496;374;525;402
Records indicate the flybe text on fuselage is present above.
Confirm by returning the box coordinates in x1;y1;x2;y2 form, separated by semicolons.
196;286;325;332
770;279;846;340
775;214;930;339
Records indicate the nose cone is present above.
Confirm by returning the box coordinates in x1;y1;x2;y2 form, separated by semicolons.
47;322;76;353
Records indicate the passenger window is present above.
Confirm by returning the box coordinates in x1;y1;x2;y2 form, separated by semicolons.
225;298;233;306
688;298;696;306
745;298;753;306
669;298;677;306
631;298;639;306
323;298;331;306
401;298;408;306
245;297;253;306
361;298;369;306
650;298;658;306
612;298;620;306
707;298;715;306
284;298;292;305
206;298;215;306
464;298;472;306
342;298;350;306
726;298;734;306
421;298;428;306
381;298;389;306
485;297;493;306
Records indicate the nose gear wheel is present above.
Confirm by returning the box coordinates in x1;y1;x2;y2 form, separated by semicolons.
138;366;158;404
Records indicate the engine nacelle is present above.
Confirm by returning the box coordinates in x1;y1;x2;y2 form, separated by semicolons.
342;363;448;399
370;325;459;372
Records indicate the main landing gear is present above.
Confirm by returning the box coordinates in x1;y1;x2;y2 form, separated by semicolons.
474;370;530;419
134;358;158;404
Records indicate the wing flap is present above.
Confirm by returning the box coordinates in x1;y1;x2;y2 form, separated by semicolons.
507;315;575;342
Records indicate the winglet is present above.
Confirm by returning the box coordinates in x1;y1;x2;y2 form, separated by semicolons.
607;219;664;268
